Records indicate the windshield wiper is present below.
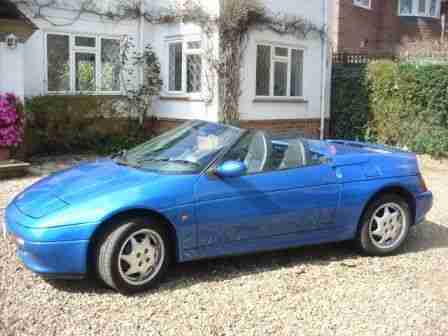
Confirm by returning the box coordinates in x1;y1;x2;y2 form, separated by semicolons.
115;158;141;169
111;149;128;160
137;157;200;168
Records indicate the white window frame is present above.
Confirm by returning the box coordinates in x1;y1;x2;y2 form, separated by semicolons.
44;31;122;95
398;0;441;18
255;43;305;100
353;0;372;10
165;36;203;98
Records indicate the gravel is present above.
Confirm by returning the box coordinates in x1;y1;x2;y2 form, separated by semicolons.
1;155;448;336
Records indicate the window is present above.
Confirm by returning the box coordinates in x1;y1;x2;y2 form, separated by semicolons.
75;52;96;91
399;0;441;17
169;42;182;92
46;33;121;94
47;34;70;92
167;38;202;95
101;39;121;92
256;44;304;98
75;36;96;48
353;0;371;9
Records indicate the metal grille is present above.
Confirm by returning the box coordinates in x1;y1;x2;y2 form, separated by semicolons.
187;54;202;93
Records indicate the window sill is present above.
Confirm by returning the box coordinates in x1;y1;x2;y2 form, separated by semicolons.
47;91;124;97
253;97;308;104
160;95;204;102
398;13;440;19
353;4;372;10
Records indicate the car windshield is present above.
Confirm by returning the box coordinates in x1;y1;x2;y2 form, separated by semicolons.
117;121;244;174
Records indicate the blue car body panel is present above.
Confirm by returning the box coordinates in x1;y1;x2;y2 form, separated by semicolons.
193;164;341;247
4;137;433;278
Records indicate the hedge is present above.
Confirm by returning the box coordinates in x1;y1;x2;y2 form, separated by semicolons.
331;60;448;157
25;95;150;156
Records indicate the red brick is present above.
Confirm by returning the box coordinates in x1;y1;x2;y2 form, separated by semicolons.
334;0;447;54
147;118;329;139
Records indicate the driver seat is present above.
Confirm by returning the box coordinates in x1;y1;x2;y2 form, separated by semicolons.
244;131;271;173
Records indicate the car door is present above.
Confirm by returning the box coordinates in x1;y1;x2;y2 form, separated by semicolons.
193;132;341;248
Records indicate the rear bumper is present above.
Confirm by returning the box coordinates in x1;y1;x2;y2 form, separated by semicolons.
415;191;433;225
5;202;98;279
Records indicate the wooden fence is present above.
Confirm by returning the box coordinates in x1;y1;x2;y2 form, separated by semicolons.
332;52;395;65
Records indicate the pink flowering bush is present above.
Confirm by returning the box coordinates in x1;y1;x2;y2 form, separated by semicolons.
0;93;23;147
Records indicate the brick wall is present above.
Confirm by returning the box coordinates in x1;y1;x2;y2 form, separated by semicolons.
379;1;444;52
335;0;383;53
148;118;328;139
146;118;185;135
335;0;446;54
238;119;327;139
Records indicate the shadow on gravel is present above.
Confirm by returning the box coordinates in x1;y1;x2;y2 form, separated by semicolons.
403;221;448;254
46;220;448;296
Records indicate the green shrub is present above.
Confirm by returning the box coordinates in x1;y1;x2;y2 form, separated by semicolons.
331;64;369;140
25;95;152;156
331;60;448;157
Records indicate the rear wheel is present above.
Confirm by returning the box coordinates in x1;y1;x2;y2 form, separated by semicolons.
96;218;171;294
357;194;411;256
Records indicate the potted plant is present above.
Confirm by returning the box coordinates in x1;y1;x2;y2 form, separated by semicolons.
0;93;23;161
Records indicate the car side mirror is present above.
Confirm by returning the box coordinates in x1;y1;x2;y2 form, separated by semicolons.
215;161;247;178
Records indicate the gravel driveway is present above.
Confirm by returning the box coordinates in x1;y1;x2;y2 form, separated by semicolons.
1;155;447;336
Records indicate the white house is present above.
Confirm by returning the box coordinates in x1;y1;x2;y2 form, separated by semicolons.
0;0;332;138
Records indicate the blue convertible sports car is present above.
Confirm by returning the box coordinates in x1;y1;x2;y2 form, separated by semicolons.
5;121;433;293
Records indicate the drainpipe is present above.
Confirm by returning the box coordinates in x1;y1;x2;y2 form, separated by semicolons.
319;0;328;140
442;14;446;42
139;0;145;124
139;0;145;87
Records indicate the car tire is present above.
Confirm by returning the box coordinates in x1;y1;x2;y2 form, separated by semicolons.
357;194;411;256
96;217;171;294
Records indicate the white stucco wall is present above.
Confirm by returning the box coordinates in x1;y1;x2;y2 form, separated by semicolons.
146;0;221;122
239;0;328;121
19;0;329;125
0;42;25;100
146;22;220;122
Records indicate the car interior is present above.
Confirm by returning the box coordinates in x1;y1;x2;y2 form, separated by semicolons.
230;131;310;174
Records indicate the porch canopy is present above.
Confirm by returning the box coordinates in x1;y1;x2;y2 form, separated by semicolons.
0;0;36;99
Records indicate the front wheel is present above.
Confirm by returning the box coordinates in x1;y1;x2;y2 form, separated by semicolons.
96;218;171;294
357;194;411;256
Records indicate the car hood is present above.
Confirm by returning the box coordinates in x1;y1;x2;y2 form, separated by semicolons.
14;159;163;219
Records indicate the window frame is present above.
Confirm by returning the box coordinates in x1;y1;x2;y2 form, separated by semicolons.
353;0;372;10
398;0;441;18
44;31;122;95
255;42;305;100
165;36;203;99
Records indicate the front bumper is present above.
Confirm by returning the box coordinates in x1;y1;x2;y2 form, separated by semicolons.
15;239;89;278
5;202;99;278
415;191;433;225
